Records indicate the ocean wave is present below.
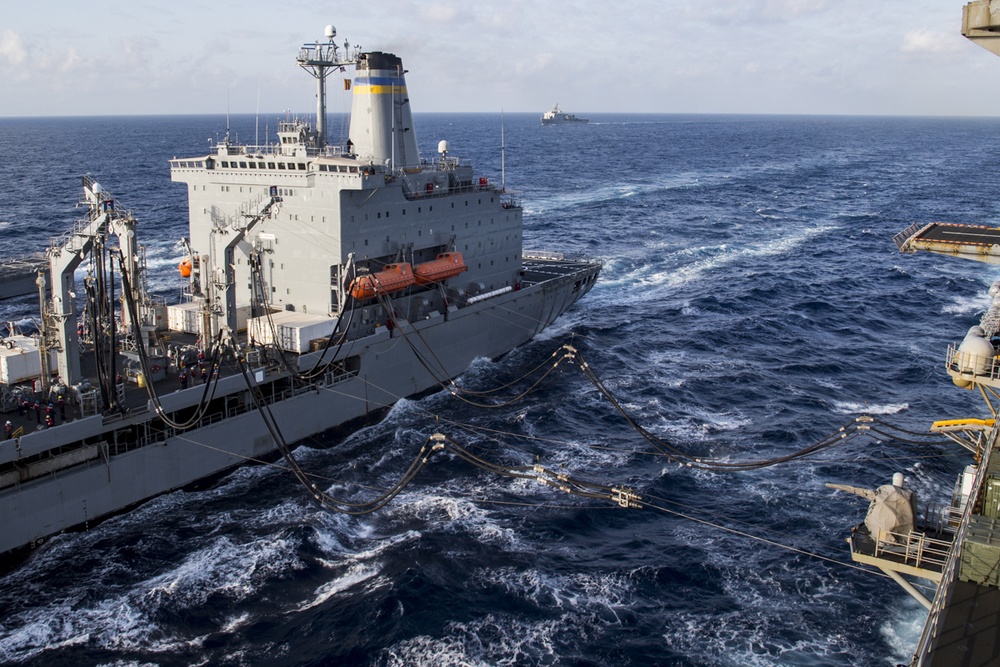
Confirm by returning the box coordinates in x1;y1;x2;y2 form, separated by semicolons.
1;113;993;667
0;534;300;662
831;400;909;415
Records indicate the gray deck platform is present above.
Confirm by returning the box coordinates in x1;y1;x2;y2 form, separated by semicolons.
924;580;1000;666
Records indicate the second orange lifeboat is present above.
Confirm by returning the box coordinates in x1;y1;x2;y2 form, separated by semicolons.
349;263;415;300
413;252;468;286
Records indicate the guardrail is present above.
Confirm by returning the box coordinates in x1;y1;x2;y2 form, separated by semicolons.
910;425;999;665
871;528;953;571
946;344;1000;385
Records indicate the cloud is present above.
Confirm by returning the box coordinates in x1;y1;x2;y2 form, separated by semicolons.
900;28;963;54
417;2;462;23
679;0;833;25
0;29;28;68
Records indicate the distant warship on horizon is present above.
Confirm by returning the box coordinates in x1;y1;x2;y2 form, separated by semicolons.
541;103;588;125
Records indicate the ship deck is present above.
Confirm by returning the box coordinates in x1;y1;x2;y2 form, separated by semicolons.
921;580;1000;666
1;254;600;456
893;222;1000;264
3;329;220;437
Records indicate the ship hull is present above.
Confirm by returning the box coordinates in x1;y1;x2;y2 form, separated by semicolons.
0;260;598;555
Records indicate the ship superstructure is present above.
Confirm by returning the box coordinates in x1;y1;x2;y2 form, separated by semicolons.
829;5;1000;665
0;27;600;557
172;37;525;351
541;104;588;125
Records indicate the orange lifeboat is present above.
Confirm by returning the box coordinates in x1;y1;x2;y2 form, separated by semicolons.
349;263;415;300
178;257;192;278
413;252;468;286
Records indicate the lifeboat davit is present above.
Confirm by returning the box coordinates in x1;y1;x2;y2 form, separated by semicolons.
178;257;192;278
349;263;415;300
413;252;468;286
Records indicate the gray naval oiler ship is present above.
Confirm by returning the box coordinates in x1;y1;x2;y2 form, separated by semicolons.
0;27;600;557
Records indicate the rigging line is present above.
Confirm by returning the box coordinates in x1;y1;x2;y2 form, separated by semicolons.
251;261;357;382
438;343;570;398
116;250;228;429
467;497;621;510
288;348;614;462
373;287;451;377
865;425;954;446
639;498;894;581
433;435;898;583
301;350;872;471
869;418;959;438
231;348;627;514
355;252;576;339
231;336;448;514
641;490;869;549
169;420;933;583
168;420;628;512
308;336;907;474
862;432;955;449
167;401;913;588
572;348;876;470
353;261;588;400
384;311;571;409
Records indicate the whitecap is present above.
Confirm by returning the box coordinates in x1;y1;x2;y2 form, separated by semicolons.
881;600;929;664
293;562;386;612
942;293;989;316
832;400;908;415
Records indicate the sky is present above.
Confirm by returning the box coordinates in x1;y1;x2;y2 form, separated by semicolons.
1;0;1000;117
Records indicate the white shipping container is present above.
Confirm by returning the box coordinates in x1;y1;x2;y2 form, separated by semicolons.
168;302;250;333
0;336;56;385
234;304;251;332
248;312;338;353
167;302;201;334
150;302;169;331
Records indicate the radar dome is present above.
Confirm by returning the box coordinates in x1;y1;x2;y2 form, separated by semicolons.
438;140;449;155
954;329;995;386
325;25;337;39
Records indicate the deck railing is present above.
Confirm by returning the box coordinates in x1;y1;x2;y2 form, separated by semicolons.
910;426;999;665
871;528;953;571
946;344;1000;384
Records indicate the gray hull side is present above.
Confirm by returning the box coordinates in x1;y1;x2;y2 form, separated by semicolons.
0;274;592;554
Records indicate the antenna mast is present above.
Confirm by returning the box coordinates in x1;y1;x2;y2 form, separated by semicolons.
501;110;506;192
297;25;360;150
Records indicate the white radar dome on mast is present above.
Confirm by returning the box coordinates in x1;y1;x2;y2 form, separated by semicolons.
325;25;336;40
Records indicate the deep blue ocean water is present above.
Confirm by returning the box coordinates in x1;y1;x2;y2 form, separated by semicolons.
1;112;999;666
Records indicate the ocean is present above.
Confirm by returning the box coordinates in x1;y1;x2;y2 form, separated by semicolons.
0;112;997;666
